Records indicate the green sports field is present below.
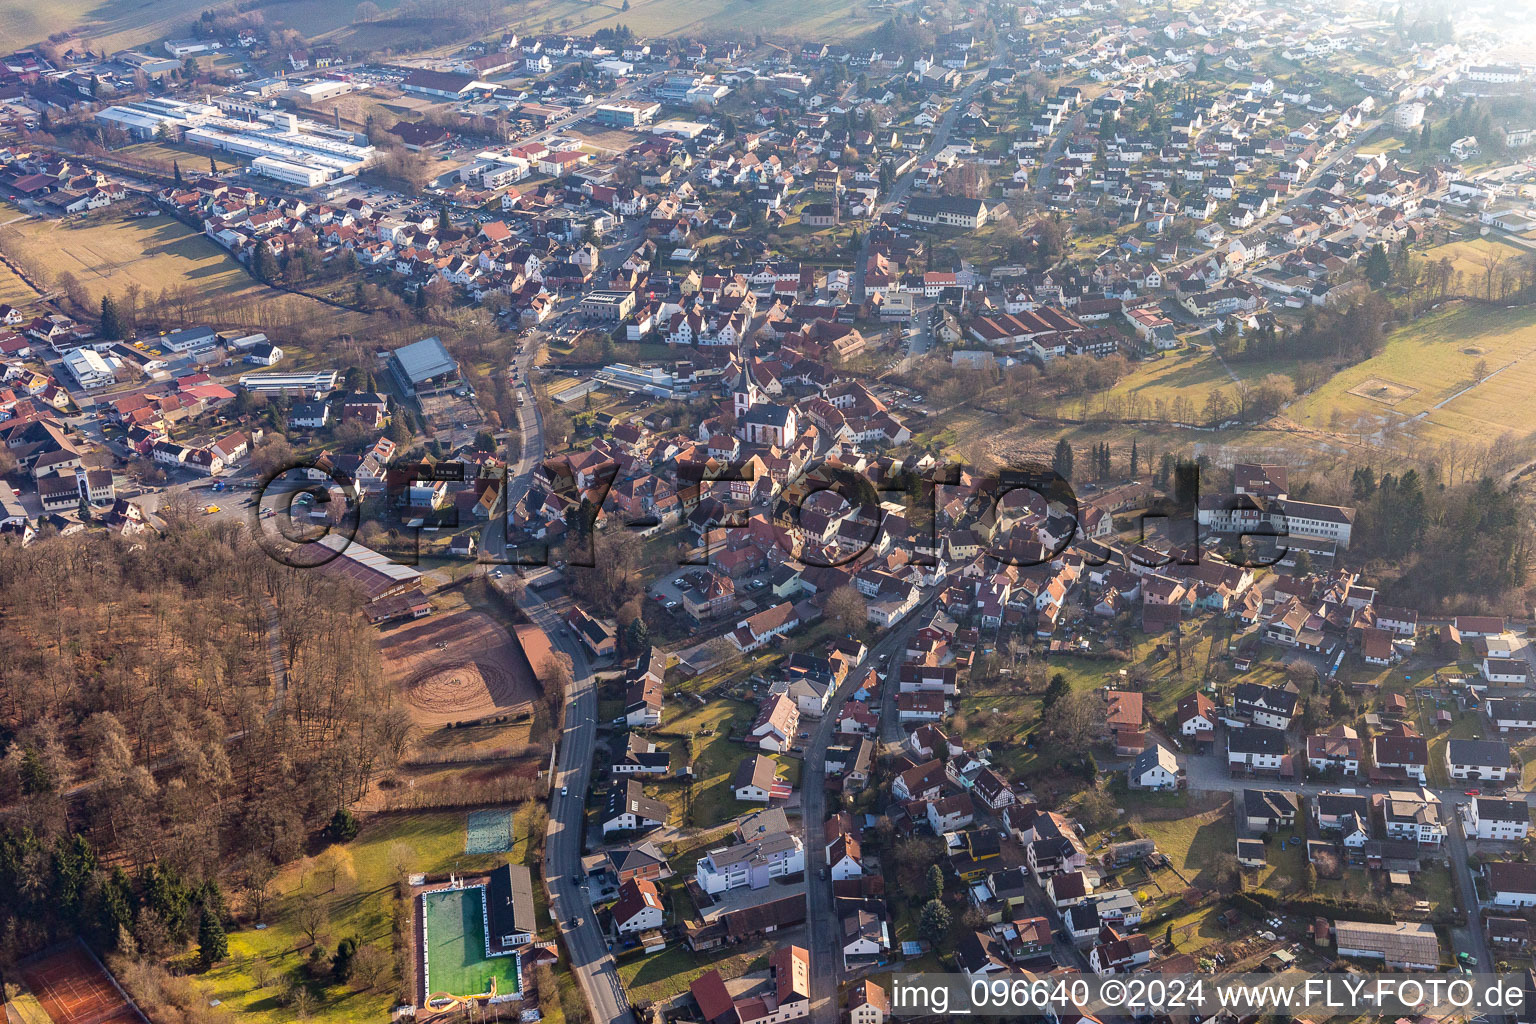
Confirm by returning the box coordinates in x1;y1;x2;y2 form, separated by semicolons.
422;887;521;999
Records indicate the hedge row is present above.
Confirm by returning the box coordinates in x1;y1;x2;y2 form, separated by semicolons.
1235;888;1394;924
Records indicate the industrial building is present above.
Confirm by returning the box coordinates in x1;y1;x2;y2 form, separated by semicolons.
62;347;121;389
388;337;461;396
94;98;375;186
238;370;340;397
593;99;661;127
594;363;690;400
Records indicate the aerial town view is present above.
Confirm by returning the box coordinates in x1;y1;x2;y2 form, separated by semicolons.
6;0;1536;1021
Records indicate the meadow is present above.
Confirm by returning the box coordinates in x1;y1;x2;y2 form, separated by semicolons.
193;811;512;1024
1046;343;1301;420
0;206;386;363
2;0;408;55
0;209;261;304
1287;301;1536;446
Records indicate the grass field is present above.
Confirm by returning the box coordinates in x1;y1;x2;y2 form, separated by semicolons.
1419;236;1529;284
655;699;756;828
116;141;242;174
193;812;512;1024
0;207;386;363
1050;345;1300;419
0;210;259;303
1;0;410;55
1288;302;1536;445
1133;805;1236;890
0;254;40;307
615;944;762;1005
421;886;521;999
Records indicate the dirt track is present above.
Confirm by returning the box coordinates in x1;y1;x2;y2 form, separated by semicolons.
380;610;538;728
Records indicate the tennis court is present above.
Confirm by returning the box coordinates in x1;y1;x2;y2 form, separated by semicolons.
18;941;147;1024
421;886;522;999
465;808;515;855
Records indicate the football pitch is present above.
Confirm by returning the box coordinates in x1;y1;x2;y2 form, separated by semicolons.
421;886;521;999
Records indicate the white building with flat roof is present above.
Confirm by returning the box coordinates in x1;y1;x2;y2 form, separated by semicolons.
238;370;339;397
63;347;119;389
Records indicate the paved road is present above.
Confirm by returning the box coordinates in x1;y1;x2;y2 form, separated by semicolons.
528;588;635;1024
801;600;936;1023
1184;743;1505;970
854;65;994;303
476;343;635;1024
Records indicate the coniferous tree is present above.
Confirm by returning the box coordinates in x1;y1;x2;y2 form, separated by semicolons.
1052;438;1074;482
1366;243;1392;288
197;907;227;968
99;295;123;339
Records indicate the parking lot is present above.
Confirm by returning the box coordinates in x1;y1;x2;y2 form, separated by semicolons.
646;569;774;619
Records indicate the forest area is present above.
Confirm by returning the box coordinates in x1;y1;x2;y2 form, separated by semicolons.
0;524;407;1018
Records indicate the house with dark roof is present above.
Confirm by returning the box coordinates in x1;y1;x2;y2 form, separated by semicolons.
1243;789;1299;832
954;930;1012;978
605;842;671;885
1445;739;1511;782
1227;726;1289;774
1232;682;1297;729
1488;861;1536;908
486;861;537;951
1372;733;1428;783
733;754;789;803
1468;797;1530;841
612;733;670;776
602;779;667;835
569;604;617;658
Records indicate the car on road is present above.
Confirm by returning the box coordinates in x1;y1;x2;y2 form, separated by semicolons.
561;785;568;796
1465;789;1480;796
202;504;220;515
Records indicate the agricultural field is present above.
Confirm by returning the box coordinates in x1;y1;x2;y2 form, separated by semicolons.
1287;301;1536;446
0;0;409;55
0;209;260;305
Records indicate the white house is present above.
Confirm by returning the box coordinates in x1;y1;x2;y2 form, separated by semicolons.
1468;797;1530;842
1486;862;1536;908
1227;727;1288;773
612;878;665;933
1444;739;1511;782
695;821;805;894
828;833;864;881
1129;745;1182;791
